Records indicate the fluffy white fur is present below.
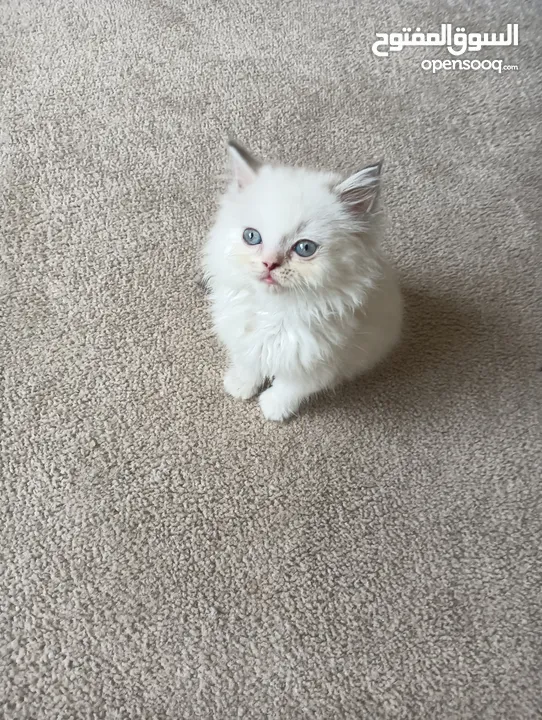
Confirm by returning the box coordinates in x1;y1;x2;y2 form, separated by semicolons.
202;140;402;421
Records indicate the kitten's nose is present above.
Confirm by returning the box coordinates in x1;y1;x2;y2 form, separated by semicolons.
263;259;281;271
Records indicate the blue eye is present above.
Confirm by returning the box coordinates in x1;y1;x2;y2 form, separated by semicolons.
293;240;318;257
243;228;262;245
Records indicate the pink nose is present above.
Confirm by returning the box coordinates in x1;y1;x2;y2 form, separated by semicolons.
263;260;281;271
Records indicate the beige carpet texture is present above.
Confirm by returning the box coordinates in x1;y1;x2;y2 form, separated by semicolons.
1;1;541;718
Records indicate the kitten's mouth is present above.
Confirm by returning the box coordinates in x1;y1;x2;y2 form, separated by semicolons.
260;272;279;286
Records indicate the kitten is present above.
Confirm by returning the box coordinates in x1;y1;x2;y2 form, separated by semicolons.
202;140;402;421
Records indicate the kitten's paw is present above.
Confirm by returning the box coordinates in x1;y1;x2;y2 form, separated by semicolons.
259;387;296;422
224;366;260;400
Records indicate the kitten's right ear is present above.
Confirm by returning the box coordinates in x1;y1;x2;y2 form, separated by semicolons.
227;139;262;190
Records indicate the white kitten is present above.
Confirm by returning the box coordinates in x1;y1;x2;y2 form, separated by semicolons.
202;140;402;421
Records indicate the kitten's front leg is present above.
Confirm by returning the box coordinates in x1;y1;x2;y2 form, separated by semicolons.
259;371;335;422
224;359;264;401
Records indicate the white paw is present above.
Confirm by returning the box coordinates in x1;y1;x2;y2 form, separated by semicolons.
224;366;260;400
259;387;296;422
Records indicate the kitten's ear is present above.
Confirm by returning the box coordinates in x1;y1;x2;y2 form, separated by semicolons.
336;160;383;215
227;139;262;190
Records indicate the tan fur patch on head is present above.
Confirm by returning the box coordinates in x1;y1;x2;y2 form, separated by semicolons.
281;221;308;249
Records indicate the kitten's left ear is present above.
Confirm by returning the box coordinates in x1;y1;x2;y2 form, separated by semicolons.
336;160;383;215
227;139;262;190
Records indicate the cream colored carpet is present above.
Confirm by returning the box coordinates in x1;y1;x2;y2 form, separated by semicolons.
1;1;541;717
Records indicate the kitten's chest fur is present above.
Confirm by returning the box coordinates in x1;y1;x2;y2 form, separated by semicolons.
212;287;343;377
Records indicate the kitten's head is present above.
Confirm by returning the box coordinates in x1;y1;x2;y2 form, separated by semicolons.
207;140;383;296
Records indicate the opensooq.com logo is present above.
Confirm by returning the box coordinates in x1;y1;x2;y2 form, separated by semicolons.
371;23;520;74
